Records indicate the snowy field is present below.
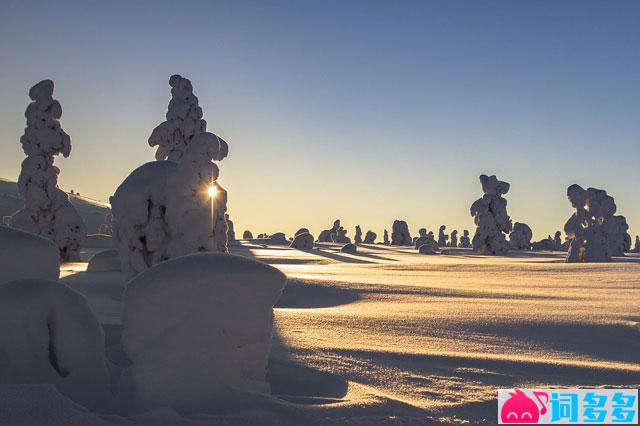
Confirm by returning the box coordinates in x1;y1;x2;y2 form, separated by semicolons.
38;242;639;425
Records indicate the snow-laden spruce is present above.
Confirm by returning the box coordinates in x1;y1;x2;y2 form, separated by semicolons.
0;279;111;410
509;222;532;250
470;175;512;255
12;80;86;261
0;226;59;284
118;253;286;415
111;132;229;278
148;74;214;162
354;225;362;244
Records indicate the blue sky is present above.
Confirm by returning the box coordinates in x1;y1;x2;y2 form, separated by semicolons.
1;0;638;239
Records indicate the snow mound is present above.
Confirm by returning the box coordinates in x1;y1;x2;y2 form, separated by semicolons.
418;244;436;255
289;232;314;250
86;249;120;272
340;243;357;254
243;230;253;239
0;226;59;284
119;253;287;415
85;233;114;248
0;279;111;410
509;222;532;250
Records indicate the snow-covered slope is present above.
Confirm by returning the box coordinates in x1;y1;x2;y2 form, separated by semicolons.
30;242;638;425
0;177;110;233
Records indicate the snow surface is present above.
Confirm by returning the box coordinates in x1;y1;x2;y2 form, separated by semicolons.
4;242;639;425
0;225;59;284
85;233;114;248
0;279;111;410
86;249;120;272
118;253;286;415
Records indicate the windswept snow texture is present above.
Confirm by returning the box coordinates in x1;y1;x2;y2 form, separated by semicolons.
119;253;286;415
30;242;640;424
0;279;111;410
12;80;86;261
0;226;59;284
111;132;229;278
470;174;512;255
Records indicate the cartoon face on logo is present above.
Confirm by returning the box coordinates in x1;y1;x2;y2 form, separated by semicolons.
501;389;548;423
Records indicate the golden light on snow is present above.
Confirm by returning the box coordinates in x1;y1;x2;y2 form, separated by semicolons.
207;185;218;198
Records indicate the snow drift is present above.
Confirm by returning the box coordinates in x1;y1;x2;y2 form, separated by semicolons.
0;226;59;284
0;279;111;410
118;253;287;415
86;249;121;272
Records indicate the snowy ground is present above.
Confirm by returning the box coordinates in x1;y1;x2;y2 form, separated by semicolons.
52;242;640;425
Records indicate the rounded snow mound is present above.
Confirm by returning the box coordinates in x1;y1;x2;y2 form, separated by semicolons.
0;279;111;410
86;249;120;272
341;243;357;254
120;253;287;415
0;226;59;284
289;232;314;250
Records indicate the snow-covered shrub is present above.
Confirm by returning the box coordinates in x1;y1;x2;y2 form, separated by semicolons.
340;243;357;253
391;220;411;246
318;220;340;242
0;279;111;410
331;226;351;244
12;80;86;261
509;222;532;250
470;175;512;255
0;226;59;284
243;230;253;239
86;249;120;272
111;132;229;278
290;232;314;249
363;230;376;244
118;253;286;414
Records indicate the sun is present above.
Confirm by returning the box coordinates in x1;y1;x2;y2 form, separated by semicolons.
207;185;217;198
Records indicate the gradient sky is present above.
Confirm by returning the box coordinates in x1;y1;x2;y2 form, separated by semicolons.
1;0;639;240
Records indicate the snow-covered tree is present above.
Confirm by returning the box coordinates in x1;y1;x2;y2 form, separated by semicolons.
12;80;86;262
111;76;229;278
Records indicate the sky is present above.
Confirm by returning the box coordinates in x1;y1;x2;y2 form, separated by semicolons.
1;0;639;240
